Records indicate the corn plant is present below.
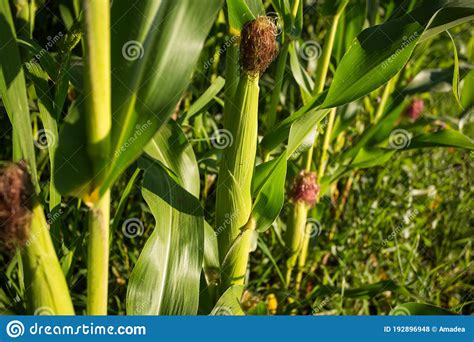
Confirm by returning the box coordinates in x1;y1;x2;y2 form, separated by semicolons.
0;0;473;317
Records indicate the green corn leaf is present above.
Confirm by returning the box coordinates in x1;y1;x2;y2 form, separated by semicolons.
446;31;463;109
405;128;474;150
251;152;287;232
126;162;204;315
54;0;222;197
257;237;286;285
23;203;75;315
260;90;327;153
264;1;474;154
67;56;83;92
321;0;474;108
333;0;367;61
227;0;263;34
245;0;265;17
181;76;225;123
346;147;397;170
341;64;473;163
54;99;94;198
418;2;474;43
342;0;366;52
104;0;222;193
461;35;474;110
276;0;474;155
287;108;331;157
54;21;82;120
110;168;141;242
0;1;38;190
201;221;220;311
322;16;421;108
203;221;220;281
25;63;61;211
19;21;82;123
391;302;456;315
289;42;314;98
328;128;474;186
127;119;203;315
339;96;408;162
309;280;400;301
331;102;362;139
461;69;474;110
144;121;200;197
210;285;245;315
58;3;75;29
17;38;57;80
387;0;417;20
25;62;63;245
342;280;400;299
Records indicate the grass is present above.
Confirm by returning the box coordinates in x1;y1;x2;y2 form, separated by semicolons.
0;0;472;316
247;147;473;315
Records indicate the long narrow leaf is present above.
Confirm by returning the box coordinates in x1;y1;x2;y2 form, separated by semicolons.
127;120;203;315
126;162;204;315
0;1;38;189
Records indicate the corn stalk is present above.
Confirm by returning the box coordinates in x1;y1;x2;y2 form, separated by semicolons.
266;0;301;132
0;163;74;314
23;202;75;314
287;0;348;290
83;0;111;315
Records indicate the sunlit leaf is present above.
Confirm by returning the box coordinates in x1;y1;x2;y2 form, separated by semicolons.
0;1;38;190
210;285;245;315
252;152;287;232
126;162;204;315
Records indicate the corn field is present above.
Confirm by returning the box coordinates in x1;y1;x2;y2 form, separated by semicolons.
0;0;473;316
